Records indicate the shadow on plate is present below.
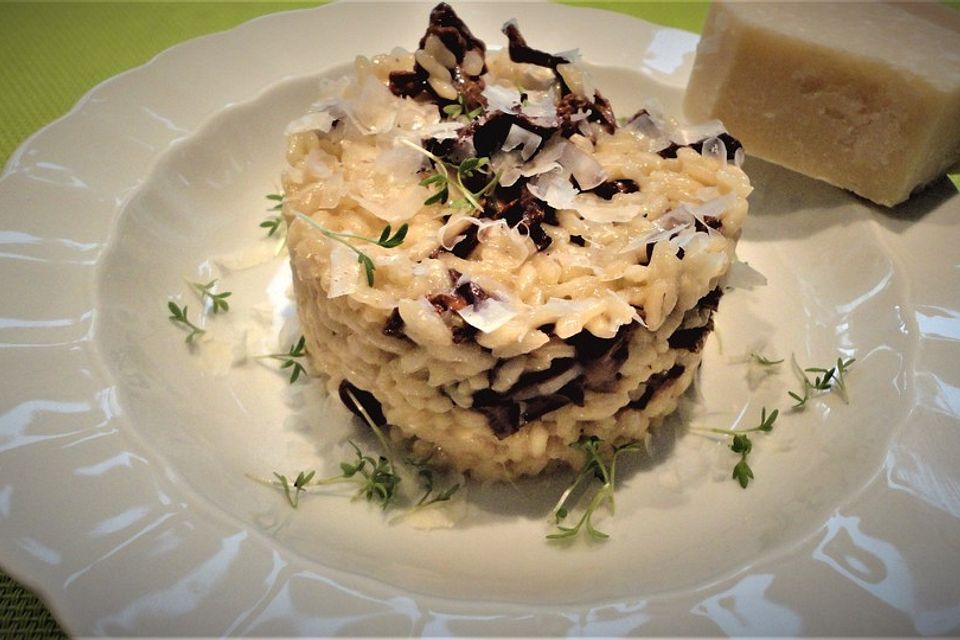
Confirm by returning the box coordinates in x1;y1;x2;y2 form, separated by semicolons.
743;158;958;242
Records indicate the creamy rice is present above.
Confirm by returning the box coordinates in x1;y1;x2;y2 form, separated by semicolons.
281;3;751;480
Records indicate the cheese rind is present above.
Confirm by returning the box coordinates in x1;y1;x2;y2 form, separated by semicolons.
684;1;960;207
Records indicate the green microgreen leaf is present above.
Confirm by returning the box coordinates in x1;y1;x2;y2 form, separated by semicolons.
294;214;408;287
401;139;500;214
265;394;459;515
441;93;483;123
833;357;856;403
689;406;778;489
752;353;784;366
258;335;308;383
730;433;752;454
272;469;316;508
732;458;754;488
260;215;283;237
790;354;856;408
546;435;641;541
188;279;232;314
757;407;778;432
167;301;205;344
266;193;284;211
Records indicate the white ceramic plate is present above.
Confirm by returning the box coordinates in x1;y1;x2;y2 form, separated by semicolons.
1;2;958;635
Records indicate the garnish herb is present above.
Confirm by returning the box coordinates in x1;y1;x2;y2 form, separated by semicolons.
274;470;315;508
340;386;461;510
261;194;286;238
419;173;450;206
788;355;856;408
265;193;283;211
690;407;778;488
188;279;232;314
260;216;283;237
547;436;642;541
406;453;461;508
419;155;499;212
269;441;401;511
265;389;460;513
401;139;500;214
339;441;401;509
259;335;308;383
167;301;205;344
751;353;784;366
294;213;408;286
442;93;483;121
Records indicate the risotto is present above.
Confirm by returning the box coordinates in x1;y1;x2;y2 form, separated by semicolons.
281;3;751;480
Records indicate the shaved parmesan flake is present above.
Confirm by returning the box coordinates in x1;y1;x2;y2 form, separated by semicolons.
527;168;576;209
327;243;361;298
213;242;280;271
691;191;737;220
502;125;542;161
571;193;641;223
492;150;523;187
673;120;727;146
482;83;522;113
457;298;518;333
520;91;558;127
559;142;606;190
341;75;399;135
437;215;482;250
419;121;464;141
285;111;337;136
723;257;768;290
352;185;425;223
521;136;565;177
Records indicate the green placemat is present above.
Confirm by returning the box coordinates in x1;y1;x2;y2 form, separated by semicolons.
0;2;321;167
0;572;66;638
0;3;707;635
0;1;707;168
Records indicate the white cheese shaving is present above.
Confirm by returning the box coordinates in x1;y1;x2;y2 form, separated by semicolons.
723;257;768;290
351;188;423;223
699;136;728;164
519;91;559;127
492;150;523;187
502;125;542;161
437;215;482;250
213;242;280;271
570;193;642;223
341;75;399;135
482;83;522;113
284;111;337;136
673;120;727;146
526;168;577;210
521;135;565;177
691;191;736;220
418;121;464;141
457;298;518;333
559;142;606;190
327;243;361;298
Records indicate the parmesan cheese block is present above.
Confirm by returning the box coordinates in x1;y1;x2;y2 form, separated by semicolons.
684;1;960;207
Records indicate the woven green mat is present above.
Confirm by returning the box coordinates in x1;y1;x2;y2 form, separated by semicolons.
0;3;707;634
0;1;707;168
0;572;67;638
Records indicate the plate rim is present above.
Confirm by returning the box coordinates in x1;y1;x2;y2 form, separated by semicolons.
1;1;958;636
